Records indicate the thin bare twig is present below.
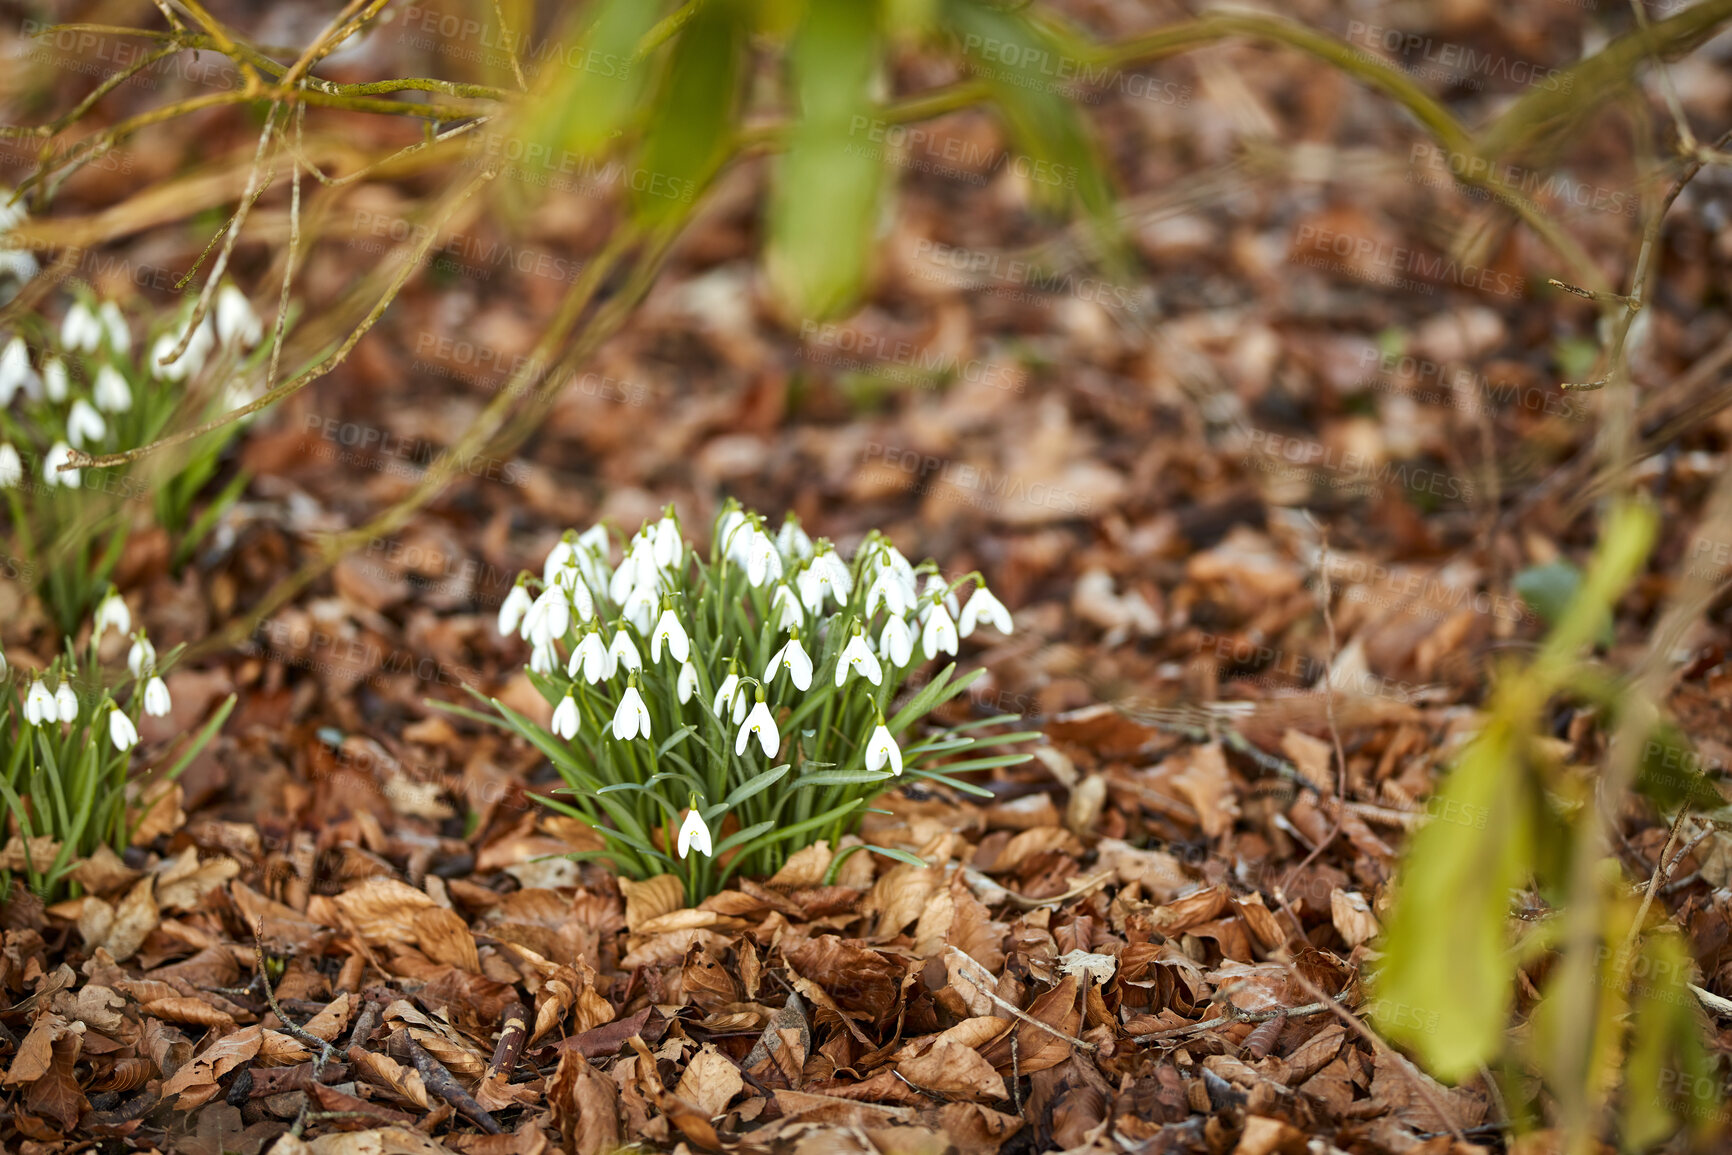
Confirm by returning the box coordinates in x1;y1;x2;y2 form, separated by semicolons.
944;946;1097;1055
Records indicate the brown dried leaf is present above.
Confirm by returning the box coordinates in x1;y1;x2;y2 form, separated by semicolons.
1170;744;1241;838
977;976;1081;1075
3;1014;59;1084
548;1050;620;1155
618;874;685;933
160;1024;262;1109
769;841;833;889
1329;890;1381;948
674;1044;744;1118
898;1036;1007;1101
25;1035;86;1131
333;878;438;945
413;907;481;973
346;1045;432;1110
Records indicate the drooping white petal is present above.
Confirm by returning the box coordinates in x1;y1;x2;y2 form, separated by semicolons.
552;694;580;740
865;723;902;775
866;571;912;617
93;364;132;413
764;635;812;692
127;636;156;678
652;516;682;569
0;444;23;488
878;615;915;668
571;632;608;683
621;584;657;634
836;632;882;687
25;681;55;725
777;515;813;561
61;302;100;352
66;398;106;449
612;685;652;740
712;673;741;721
214;284;262;348
677;808;713;859
650;609;690;663
94;591;131;638
921;604;959;659
528;640;556;674
816;548;853;602
606;630;642;678
41;357;68;403
43;441;79;487
677;661;699;704
771;583;803;631
0;337;33;406
143;676;171;718
737;699;779;758
497;584;533;637
55;680;78;722
959;586;1014;637
98;301;130;352
923;574;960;618
523;586;571;647
109;708;139;752
747;531;782;587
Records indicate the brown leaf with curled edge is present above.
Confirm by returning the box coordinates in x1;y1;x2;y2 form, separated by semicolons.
229;881;331;952
346;1045;431;1110
1231;892;1288;952
127;781;183;845
1281;730;1336;795
301;992;354;1042
618;874;685;933
897;1036;1007;1101
160;1024;262;1109
674;1044;745;1118
413;907;481;973
682;942;741;1012
5;1013;67;1085
1286;1023;1347;1084
977;976;1081;1075
302;1127;459;1154
1149;884;1229;936
1330;890;1381;948
73;844;138;896
1093;839;1194;903
627;1035;720;1150
548;1049;620;1155
83;877;159;963
26;1034;86;1132
742;992;810;1089
1170;744;1240;838
1;835;62;872
768;841;833;889
938;1101;1024;1154
333;878;437;945
143;996;236;1032
154;848;241;911
1234;1115;1312;1155
989;827;1085;874
782;936;905;1028
862;864;941;940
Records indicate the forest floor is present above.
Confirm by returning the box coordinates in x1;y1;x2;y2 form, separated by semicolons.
4;1;1732;1152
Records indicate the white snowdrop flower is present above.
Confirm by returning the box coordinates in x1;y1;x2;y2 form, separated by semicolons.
43;441;79;487
522;586;571;648
528;640;556;674
92;364;132;412
606;629;642;678
652;514;682;569
777;514;813;561
0;444;21;488
24;680;55;725
0;336;36;405
923;575;960;619
497;582;533;637
650;607;689;663
128;634;157;678
959;585;1014;637
879;614;914;667
764;631;812;692
836;627;882;687
746;530;782;587
567;630;606;683
149;334;186;382
143;676;171;718
712;670;747;723
575;525;611;588
60;301;101;352
0;248;36;282
553;563;596;620
922;603;959;659
677;807;713;859
67;398;106;448
717;507;750;562
578;523;610;555
620;584;657;634
866;569;913;617
815;547;853;602
0;647;6;679
795;566;826;615
153;317;215;381
95;590;130;638
98;301;130;353
55;679;78;722
551;693;580;740
41;357;68;403
214;284;261;348
865;722;902;776
771;582;803;631
677;660;699;704
612;683;652;740
882;543;917;591
109;707;139;752
736;694;779;758
542;534;575;585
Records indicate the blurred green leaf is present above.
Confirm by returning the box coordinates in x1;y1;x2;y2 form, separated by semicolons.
551;0;663;158
631;0;749;228
1621;930;1718;1149
766;0;884;320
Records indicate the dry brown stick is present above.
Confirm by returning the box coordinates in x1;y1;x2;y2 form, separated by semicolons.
251;926;340;1073
944;946;1098;1055
387;1030;503;1134
1132;1000;1331;1043
1622;806;1691;956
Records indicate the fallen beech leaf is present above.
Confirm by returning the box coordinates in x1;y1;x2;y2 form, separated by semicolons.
346;1045;431;1110
1149;885;1230;936
977;975;1081;1074
4;1014;60;1084
1233;1116;1311;1155
1330;889;1381;948
618;874;685;932
675;1044;744;1117
333;878;438;945
554;1006;654;1059
26;1035;86;1131
304;1127;460;1154
548;1049;620;1155
413;907;481;973
160;1024;262;1109
1170;745;1240;838
898;1036;1006;1101
863;864;941;939
769;841;833;889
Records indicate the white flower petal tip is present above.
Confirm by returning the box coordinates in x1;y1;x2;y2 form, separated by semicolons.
552;694;581;740
143;676;171;718
651;609;690;663
109;708;139;752
95;592;131;639
497;584;533;637
677;661;699;704
24;681;55;725
677;808;713;859
764;635;812;692
865;724;902;776
836;632;882;688
611;685;652;741
921;605;959;659
736;699;779;758
55;681;78;723
959;586;1014;637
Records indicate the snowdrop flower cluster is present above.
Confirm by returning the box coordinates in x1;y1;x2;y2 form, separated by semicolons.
478;501;1032;902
